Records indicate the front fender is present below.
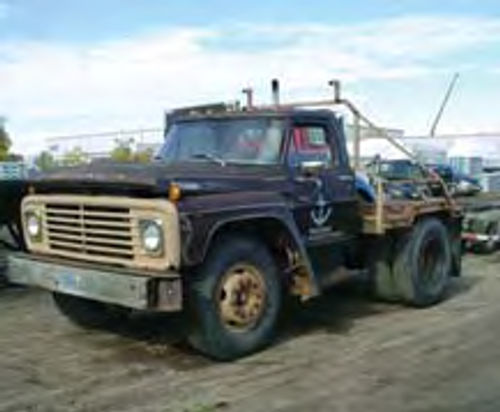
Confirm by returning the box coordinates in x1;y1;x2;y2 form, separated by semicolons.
178;191;320;297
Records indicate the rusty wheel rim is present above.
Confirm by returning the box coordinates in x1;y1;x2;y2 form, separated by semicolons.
217;264;267;331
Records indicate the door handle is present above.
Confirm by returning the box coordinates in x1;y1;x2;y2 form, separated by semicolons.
338;175;354;182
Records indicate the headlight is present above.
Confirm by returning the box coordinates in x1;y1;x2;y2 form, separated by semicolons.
140;220;164;254
26;212;42;240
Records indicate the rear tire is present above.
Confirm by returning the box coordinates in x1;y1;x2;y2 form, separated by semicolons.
53;293;129;329
187;235;282;361
393;218;452;307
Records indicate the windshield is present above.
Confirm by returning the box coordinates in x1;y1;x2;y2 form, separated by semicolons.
157;118;285;165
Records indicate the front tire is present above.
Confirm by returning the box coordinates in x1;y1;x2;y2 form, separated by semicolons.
187;235;282;361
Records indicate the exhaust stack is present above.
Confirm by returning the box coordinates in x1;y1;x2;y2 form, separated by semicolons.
271;79;280;106
242;87;254;110
328;79;341;103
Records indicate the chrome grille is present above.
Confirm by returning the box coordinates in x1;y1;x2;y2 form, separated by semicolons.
23;195;180;271
45;203;135;261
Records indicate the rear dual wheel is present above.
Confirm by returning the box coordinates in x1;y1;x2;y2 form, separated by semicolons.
372;218;452;307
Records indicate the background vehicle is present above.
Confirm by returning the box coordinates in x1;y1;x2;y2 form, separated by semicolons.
5;81;462;360
365;158;442;200
424;164;498;253
459;194;500;253
428;164;482;196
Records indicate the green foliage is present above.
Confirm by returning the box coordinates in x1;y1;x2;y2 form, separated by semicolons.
0;126;12;161
5;153;23;162
35;151;57;171
110;139;153;163
61;147;88;167
110;141;134;162
134;147;154;163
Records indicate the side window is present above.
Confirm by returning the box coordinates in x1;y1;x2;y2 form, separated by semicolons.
288;125;336;167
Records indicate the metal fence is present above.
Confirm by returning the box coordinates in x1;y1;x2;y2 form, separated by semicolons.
45;127;164;160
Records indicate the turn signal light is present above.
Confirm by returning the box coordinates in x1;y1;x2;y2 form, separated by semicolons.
168;183;182;202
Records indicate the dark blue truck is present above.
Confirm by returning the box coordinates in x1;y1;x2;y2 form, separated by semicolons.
4;83;463;359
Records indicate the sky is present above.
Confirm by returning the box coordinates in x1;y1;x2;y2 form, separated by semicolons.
1;0;500;154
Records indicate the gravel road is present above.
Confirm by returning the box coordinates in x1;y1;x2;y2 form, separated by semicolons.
1;254;500;412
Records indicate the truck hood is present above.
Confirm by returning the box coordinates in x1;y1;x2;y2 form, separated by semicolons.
30;161;287;196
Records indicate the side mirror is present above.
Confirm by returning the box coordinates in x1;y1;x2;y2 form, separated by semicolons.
299;160;326;176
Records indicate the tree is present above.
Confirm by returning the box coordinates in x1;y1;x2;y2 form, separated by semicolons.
61;147;88;167
134;147;154;163
0;125;12;161
6;153;23;162
35;151;57;171
110;139;134;162
109;139;154;163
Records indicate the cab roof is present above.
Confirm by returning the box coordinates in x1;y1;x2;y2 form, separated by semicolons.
167;105;340;124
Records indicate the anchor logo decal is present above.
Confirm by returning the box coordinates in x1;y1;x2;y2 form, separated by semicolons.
310;178;332;227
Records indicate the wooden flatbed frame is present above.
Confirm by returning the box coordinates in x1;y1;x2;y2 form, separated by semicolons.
362;198;461;235
361;176;460;235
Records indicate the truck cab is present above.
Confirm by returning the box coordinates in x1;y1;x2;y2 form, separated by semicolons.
161;109;360;243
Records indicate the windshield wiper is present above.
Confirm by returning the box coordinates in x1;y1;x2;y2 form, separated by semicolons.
190;153;226;167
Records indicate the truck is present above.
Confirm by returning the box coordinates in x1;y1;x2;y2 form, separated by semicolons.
425;165;500;254
459;194;500;253
5;81;463;360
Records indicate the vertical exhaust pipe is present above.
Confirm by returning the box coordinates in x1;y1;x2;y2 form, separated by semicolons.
271;78;280;106
328;79;341;103
242;87;254;110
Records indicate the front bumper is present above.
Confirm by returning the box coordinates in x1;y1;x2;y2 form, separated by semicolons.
7;253;182;311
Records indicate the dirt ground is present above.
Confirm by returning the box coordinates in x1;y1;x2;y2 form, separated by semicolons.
1;254;500;412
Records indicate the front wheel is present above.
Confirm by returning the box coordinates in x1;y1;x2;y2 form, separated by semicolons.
187;235;282;360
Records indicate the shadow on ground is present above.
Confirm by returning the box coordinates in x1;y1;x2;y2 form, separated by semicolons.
446;274;483;300
0;269;481;370
98;279;395;367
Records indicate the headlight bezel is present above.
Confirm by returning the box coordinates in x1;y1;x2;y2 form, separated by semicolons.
139;219;164;256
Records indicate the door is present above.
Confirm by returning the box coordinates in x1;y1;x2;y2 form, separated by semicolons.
287;117;359;247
